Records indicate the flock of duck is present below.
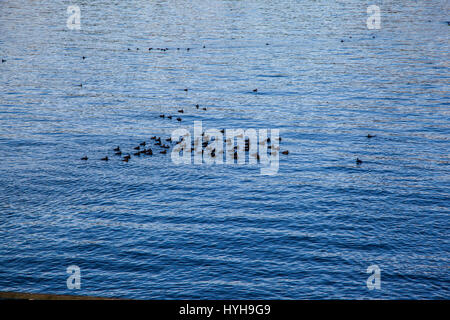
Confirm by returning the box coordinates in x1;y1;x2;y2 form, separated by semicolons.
1;45;376;167
80;131;289;163
73;44;376;166
79;104;291;164
80;132;374;165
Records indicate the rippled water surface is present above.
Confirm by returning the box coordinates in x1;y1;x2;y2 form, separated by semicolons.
0;1;449;299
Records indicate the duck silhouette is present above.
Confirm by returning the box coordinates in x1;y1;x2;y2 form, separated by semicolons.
356;158;363;165
113;146;120;152
196;104;199;109
253;88;258;92
178;109;184;113
367;134;376;138
101;156;109;161
1;59;6;63
160;150;167;154
134;146;140;150
122;157;129;162
80;156;88;160
159;114;165;118
177;117;182;122
202;107;207;111
82;56;86;60
115;151;122;156
140;141;146;146
184;88;188;92
281;150;289;155
168;115;172;119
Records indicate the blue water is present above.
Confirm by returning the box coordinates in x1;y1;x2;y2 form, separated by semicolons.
0;1;449;299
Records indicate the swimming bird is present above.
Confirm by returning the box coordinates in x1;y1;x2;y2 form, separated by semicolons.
160;150;167;154
196;104;199;109
115;151;122;156
356;158;363;165
159;114;165;118
113;146;120;152
1;59;6;63
281;150;289;155
140;141;146;146
145;149;153;155
123;154;131;160
151;136;157;140
367;134;376;138
202;107;207;111
184;88;188;91
101;156;109;161
134;151;141;156
134;146;140;150
167;115;172;119
253;88;258;92
178;109;184;113
80;156;88;160
177;117;182;122
166;138;172;142
77;83;83;87
82;56;86;60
